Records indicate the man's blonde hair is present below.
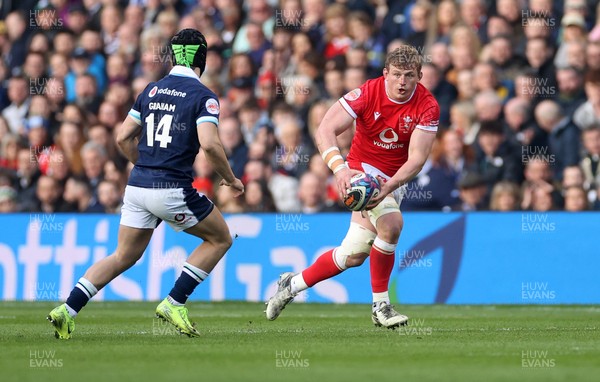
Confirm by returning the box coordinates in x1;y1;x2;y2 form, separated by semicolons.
385;45;422;72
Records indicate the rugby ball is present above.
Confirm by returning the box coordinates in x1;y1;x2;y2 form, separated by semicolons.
343;173;381;211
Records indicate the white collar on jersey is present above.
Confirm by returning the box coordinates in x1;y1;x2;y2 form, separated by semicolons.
169;65;202;83
384;79;417;104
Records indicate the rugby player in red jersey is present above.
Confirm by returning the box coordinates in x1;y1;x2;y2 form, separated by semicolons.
266;45;440;328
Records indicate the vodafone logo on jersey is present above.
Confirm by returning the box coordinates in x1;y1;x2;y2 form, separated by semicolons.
374;127;404;149
379;128;399;143
149;86;158;98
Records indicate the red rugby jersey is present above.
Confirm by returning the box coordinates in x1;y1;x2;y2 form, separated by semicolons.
339;77;440;177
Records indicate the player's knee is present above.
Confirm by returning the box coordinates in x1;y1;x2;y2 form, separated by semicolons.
345;253;368;268
375;218;403;242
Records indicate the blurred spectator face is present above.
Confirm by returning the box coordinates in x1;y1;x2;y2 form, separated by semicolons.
53;32;75;56
450;45;475;70
218;118;243;152
478;130;503;157
229;54;253;80
461;0;483;26
28;125;47;148
531;187;553;211
6;12;26;42
473;63;496;91
89;125;110;149
80;30;103;54
475;91;502;121
344;67;366;93
582;128;600;155
459;185;485;206
346;48;368;69
496;0;520;22
157;11;179;38
107;54;129;83
503;98;530;131
248;0;272;23
487;16;512;41
36;176;60;206
58;122;83;153
62;104;85;125
556;68;582;95
47;149;69;181
324;70;344;99
430;43;451;72
98;181;121;210
244;180;263;207
442;130;463;161
49;54;69;78
524;159;551;182
118;24;140;56
586;43;600;71
17;148;37;176
8;78;28;106
29;95;50;118
566;42;586;70
277;122;302;149
564;186;588;211
244;160;267;182
410;4;429;32
140;52;164;82
193;150;214;178
489;37;512;65
529;0;552;13
0;186;18;212
98;102;119;127
247;23;265;51
101;6;122;35
562;166;584;188
291;33;312;59
347;15;372;43
70;55;91;76
24;53;46;79
492;189;518;211
124;5;145;32
526;38;551;68
309;153;329;180
420;65;440;92
82;147;106;179
63;178;81;203
456;70;475;100
437;0;459;30
67;10;88;35
298;172;325;208
584;80;600;106
524;18;551;39
29;34;50;54
45;78;65;104
75;75;97;99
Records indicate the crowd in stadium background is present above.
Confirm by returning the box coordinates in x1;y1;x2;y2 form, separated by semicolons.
0;0;599;214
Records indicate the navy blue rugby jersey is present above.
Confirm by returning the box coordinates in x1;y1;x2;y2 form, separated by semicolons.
126;66;220;189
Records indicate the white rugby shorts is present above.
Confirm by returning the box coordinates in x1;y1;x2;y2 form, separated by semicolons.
120;185;214;231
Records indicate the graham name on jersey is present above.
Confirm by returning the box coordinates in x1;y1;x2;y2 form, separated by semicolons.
149;102;176;112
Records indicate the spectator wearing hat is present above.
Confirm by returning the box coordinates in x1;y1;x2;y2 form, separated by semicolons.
64;47;106;103
580;125;600;190
0;185;18;212
451;171;488;211
473;121;522;199
554;12;589;69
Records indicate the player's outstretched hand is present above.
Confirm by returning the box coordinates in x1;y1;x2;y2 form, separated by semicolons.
220;178;245;197
334;167;362;199
365;176;392;210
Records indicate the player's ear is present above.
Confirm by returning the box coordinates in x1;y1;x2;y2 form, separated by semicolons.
418;71;423;81
382;67;388;77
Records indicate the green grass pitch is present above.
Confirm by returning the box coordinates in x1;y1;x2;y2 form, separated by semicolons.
1;302;598;382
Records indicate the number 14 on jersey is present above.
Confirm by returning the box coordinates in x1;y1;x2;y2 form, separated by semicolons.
145;113;174;148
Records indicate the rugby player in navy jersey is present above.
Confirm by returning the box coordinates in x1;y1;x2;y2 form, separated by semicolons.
48;29;244;339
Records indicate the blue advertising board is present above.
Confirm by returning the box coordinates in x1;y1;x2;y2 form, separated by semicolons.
0;212;597;304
